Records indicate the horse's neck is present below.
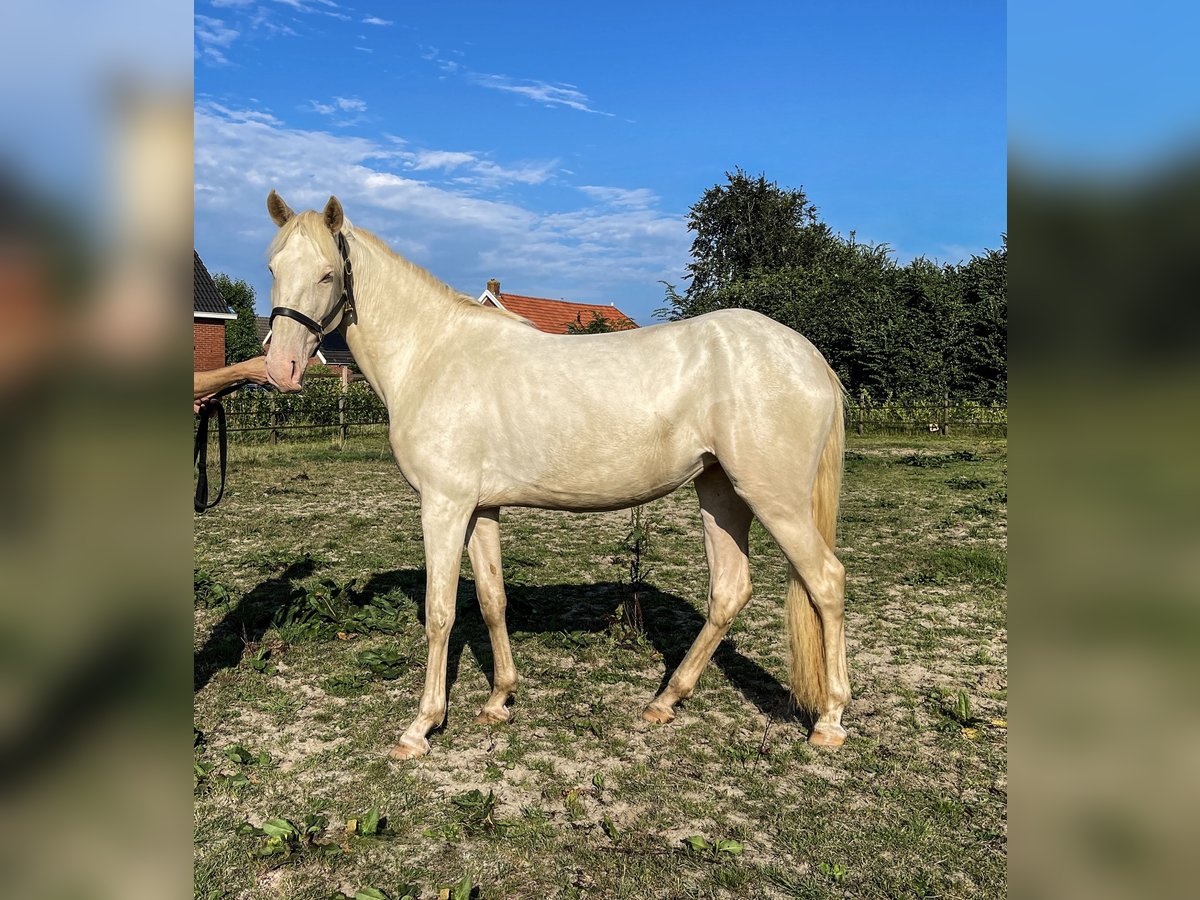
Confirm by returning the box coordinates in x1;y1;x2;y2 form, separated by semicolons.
342;240;464;401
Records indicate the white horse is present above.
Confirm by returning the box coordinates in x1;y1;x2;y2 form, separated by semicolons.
262;192;850;759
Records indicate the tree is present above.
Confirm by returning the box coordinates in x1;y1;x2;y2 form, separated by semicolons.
660;168;833;320
661;169;1006;402
954;238;1007;400
215;273;262;363
566;311;620;334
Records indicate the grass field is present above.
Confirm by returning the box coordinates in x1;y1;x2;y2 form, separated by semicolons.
194;431;1007;899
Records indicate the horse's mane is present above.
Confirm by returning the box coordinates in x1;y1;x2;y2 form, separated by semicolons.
268;212;535;329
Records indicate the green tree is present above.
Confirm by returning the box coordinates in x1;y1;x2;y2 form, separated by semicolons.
660;168;833;320
661;169;1006;402
954;238;1007;400
566;311;620;334
215;273;262;363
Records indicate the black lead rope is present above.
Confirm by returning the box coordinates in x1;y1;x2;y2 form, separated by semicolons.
194;382;245;513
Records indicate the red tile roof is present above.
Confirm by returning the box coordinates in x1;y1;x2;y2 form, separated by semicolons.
490;292;638;334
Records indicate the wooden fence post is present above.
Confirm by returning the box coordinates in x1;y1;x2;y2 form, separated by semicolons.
339;367;350;447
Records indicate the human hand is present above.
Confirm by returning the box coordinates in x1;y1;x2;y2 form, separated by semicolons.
240;356;270;385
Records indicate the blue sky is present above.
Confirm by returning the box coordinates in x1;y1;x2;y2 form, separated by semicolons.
1009;1;1200;169
195;1;1006;324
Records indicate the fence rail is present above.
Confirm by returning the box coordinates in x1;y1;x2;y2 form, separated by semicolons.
843;399;1007;436
203;379;1006;444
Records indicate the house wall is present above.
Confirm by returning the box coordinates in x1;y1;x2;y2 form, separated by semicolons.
194;321;226;371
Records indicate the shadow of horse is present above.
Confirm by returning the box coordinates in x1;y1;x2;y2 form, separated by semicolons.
350;568;801;725
194;555;317;692
197;560;802;724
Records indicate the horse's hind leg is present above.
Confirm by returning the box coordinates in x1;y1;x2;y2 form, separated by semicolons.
466;507;518;724
747;498;850;746
643;464;753;724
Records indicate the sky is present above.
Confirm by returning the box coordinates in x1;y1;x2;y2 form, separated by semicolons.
194;1;1006;324
1009;0;1200;170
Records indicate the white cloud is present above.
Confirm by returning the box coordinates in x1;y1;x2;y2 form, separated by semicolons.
363;16;393;26
471;73;612;116
308;96;367;123
579;186;659;208
406;150;478;171
194;103;687;316
195;15;240;65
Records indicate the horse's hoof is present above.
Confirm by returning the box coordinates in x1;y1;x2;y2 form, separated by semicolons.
808;724;847;748
641;704;675;725
388;739;429;760
474;708;509;725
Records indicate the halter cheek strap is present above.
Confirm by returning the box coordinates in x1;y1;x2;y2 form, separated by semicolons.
269;231;356;339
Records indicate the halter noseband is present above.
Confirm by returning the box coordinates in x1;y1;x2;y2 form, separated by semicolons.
269;231;356;339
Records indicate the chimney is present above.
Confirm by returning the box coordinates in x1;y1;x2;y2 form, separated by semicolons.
486;278;500;297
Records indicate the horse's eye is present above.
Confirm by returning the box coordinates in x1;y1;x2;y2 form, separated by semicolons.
319;272;333;283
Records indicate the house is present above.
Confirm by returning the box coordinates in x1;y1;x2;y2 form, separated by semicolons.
256;316;356;377
477;279;637;334
193;251;236;371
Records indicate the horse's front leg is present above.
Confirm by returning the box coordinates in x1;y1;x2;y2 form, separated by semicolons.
466;507;517;724
390;497;473;760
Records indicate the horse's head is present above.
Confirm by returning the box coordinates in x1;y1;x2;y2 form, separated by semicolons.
263;190;350;392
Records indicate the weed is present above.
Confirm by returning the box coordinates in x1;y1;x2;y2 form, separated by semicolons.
247;645;276;675
600;817;619;841
683;835;745;859
946;475;989;490
609;505;658;637
931;689;984;738
235;813;342;861
330;888;419;900
450;790;501;835
356;647;408;679
818;861;848;883
272;578;407;642
225;744;273;767
195;569;231;608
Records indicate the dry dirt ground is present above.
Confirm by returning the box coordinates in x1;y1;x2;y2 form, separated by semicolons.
194;430;1006;899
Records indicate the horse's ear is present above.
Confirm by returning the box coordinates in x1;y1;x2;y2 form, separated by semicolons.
323;196;344;234
267;190;294;227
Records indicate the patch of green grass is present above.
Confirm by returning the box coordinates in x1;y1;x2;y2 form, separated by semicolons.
901;546;1007;587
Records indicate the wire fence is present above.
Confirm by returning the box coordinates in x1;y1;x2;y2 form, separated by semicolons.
205;374;1006;444
844;398;1007;436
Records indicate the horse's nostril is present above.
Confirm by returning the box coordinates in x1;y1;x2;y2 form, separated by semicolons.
290;360;297;383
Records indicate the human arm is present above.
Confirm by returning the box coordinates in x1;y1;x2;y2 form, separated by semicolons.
194;356;270;403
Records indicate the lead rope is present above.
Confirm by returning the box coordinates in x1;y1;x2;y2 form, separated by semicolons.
194;381;246;513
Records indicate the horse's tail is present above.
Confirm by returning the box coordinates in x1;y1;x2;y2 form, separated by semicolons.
786;364;844;713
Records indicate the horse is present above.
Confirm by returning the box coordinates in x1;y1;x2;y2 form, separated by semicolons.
262;191;850;759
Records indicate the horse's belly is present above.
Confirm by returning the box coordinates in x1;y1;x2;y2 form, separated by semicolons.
481;438;710;512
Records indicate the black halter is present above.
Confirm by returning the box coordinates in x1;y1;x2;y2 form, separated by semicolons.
269;231;356;338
